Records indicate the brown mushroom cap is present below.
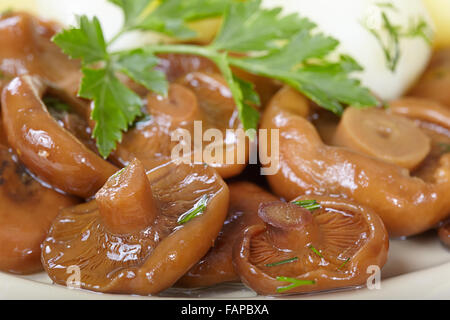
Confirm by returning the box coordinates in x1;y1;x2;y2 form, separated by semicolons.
333;107;431;170
1;75;118;198
232;196;389;296
0;12;81;95
261;86;450;237
112;71;249;179
177;182;278;288
438;220;450;248
0;143;78;274
408;49;450;108
41;159;229;295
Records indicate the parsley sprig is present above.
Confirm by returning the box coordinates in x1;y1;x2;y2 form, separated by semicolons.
53;0;377;158
276;277;315;293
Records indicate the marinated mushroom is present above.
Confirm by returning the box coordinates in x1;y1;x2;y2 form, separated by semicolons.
112;71;250;178
333;107;431;170
0;141;78;274
0;12;81;95
409;49;450;108
438;220;450;248
1;75;118;198
177;182;278;288
232;196;389;295
261;86;450;237
41;158;229;295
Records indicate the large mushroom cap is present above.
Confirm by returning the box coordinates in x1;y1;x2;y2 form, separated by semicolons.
41;159;229;295
409;49;450;108
232;196;389;296
177;182;279;288
0;143;78;274
438;220;450;248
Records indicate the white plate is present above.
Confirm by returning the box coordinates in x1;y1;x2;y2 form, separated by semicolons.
1;231;449;300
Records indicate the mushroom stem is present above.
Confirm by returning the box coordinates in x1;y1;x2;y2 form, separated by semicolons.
259;202;319;251
96;159;158;235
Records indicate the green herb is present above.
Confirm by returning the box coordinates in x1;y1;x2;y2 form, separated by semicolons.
178;194;209;224
54;0;377;157
43;96;71;112
337;257;350;270
265;257;298;267
440;143;450;154
276;276;315;293
292;199;321;211
308;245;323;258
362;4;433;72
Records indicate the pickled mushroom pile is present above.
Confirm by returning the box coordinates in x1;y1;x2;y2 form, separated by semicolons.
0;6;448;298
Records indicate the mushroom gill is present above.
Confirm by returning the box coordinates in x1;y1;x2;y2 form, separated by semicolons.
232;196;389;296
177;182;278;288
41;159;229;295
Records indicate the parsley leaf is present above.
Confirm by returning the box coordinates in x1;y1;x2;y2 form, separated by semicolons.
79;67;143;157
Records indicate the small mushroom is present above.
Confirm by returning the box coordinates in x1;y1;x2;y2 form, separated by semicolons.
113;71;250;178
0;12;81;95
333;107;431;170
438;220;450;248
1;75;118;198
409;49;450;108
232;196;389;296
261;86;450;237
177;182;278;288
41;158;229;295
0;143;78;274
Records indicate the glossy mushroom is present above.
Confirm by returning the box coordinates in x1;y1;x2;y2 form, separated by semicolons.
0;142;78;274
261;86;450;237
232;196;389;295
113;71;250;178
388;98;450;183
1;75;118;198
177;182;278;288
41;159;229;295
